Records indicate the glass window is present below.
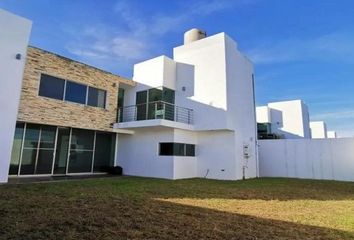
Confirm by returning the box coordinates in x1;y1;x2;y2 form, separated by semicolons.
20;148;37;175
54;128;70;174
68;128;94;173
39;126;57;149
186;144;195;157
9;123;25;175
159;143;195;157
93;132;115;172
162;87;175;104
38;74;65;100
88;87;106;108
68;150;93;173
65;81;87;104
117;88;125;122
35;149;54;174
23;124;40;148
136;91;147;120
70;129;94;150
148;88;162;102
174;143;185;156
159;143;174;156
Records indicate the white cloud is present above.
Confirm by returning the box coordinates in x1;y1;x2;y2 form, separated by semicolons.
247;31;354;64
65;0;255;76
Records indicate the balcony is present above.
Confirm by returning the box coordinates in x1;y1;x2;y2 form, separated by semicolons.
118;101;193;125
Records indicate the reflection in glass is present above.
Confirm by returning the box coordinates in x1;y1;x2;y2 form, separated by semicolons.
40;125;56;148
20;148;37;174
24;124;40;148
54;128;70;174
36;149;54;174
68;150;93;173
70;129;94;150
9;123;24;175
94;132;115;172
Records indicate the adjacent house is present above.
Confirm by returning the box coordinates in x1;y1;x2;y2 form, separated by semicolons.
310;121;328;139
327;131;337;139
256;100;311;139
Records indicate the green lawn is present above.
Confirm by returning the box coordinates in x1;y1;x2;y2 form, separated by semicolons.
1;177;354;240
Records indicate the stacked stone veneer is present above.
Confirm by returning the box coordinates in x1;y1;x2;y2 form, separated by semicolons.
17;46;135;132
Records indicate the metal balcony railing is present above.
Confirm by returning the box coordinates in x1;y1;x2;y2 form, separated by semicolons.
118;101;193;125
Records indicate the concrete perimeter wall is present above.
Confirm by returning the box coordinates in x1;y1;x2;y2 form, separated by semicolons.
259;139;354;182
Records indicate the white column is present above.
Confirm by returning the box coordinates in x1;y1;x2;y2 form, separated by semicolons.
0;10;32;183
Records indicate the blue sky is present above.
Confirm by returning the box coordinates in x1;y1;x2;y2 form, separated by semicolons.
1;0;354;137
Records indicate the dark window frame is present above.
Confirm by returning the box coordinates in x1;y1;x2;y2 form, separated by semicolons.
38;74;107;109
159;142;196;157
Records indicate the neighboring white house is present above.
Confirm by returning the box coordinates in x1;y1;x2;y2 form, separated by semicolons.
310;121;328;139
0;10;32;183
327;131;337;138
115;29;258;180
256;100;311;139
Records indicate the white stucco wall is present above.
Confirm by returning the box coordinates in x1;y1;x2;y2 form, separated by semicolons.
117;128;198;179
0;10;32;183
259;139;354;182
310;121;328;139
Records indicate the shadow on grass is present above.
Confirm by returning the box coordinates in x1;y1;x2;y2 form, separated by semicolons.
1;177;354;239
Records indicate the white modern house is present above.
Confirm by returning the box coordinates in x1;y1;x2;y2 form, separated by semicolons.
310;121;328;139
256;100;311;139
327;131;337;139
0;8;258;183
115;29;258;180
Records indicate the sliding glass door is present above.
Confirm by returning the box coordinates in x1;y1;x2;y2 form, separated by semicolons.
19;124;56;175
10;123;116;176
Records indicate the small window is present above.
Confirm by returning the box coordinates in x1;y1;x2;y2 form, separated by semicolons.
88;87;106;108
159;143;174;156
65;81;87;104
186;144;195;156
38;74;65;100
159;143;195;157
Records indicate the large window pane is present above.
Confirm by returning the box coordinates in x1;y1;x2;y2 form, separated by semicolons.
162;87;175;104
173;143;185;156
70;129;94;150
186;144;195;157
23;124;40;148
36;149;54;174
65;81;87;104
38;74;65;100
9;123;25;175
159;143;195;157
88;87;106;108
40;126;56;149
20;148;37;175
94;132;115;172
68;150;93;173
54;128;70;174
136;91;147;120
159;143;174;156
117;88;125;122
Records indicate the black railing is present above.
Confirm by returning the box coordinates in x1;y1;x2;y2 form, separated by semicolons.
118;101;193;124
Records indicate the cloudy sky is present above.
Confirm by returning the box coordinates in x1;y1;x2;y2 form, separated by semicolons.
1;0;354;137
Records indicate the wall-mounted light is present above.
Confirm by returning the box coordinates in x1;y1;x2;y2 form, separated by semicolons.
182;86;186;91
15;53;22;60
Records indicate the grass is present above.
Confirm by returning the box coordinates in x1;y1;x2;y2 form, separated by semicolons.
1;177;354;240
